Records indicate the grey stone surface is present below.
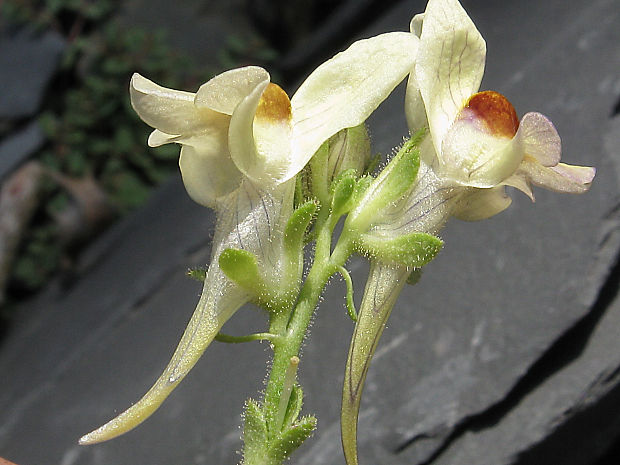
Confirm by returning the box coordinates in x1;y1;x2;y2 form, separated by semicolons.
0;121;45;180
0;28;65;119
0;0;619;465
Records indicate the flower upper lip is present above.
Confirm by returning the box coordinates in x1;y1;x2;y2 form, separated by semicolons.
130;31;419;207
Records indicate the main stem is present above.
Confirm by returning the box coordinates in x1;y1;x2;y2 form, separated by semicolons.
263;210;352;435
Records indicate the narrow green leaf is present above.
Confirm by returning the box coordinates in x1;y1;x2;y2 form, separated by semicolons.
346;130;426;233
372;136;422;205
331;170;357;218
284;200;318;254
243;399;268;464
269;416;317;462
282;385;304;429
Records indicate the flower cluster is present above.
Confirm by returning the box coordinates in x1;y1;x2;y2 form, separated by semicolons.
80;0;594;463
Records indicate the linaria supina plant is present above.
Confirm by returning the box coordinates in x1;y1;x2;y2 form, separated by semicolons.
79;0;595;463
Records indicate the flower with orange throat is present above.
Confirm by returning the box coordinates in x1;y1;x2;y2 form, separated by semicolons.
80;31;419;446
405;0;594;216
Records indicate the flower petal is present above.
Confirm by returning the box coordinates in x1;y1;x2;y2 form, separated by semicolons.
502;172;535;200
130;73;204;135
179;143;242;207
405;14;428;132
441;116;523;187
228;80;293;185
518;112;561;166
416;0;486;155
405;71;428;134
410;13;424;37
195;66;270;115
517;157;595;195
147;129;179;147
79;179;294;445
79;269;249;445
288;31;419;182
216;179;295;283
452;186;512;221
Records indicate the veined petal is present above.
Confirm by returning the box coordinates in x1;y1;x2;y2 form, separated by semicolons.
519;112;561;166
441;117;523;187
80;179;294;445
452;186;512;221
416;0;486;154
130;73;205;135
179;143;242;207
228;81;293;185
361;156;460;237
405;71;427;134
215;178;295;282
79;267;249;445
512;157;595;196
288;31;419;182
342;262;410;465
195;66;270;115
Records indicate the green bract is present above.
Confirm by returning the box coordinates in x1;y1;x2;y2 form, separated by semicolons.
346;134;422;233
356;231;443;268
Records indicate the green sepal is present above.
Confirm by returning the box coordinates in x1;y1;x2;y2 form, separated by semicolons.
218;248;263;293
281;385;303;429
351;175;373;204
357;232;443;268
373;137;421;206
269;416;317;462
329;168;358;194
242;399;268;465
186;267;207;282
406;268;423;285
284;200;318;255
364;153;381;175
346;131;424;233
309;140;330;205
331;169;357;218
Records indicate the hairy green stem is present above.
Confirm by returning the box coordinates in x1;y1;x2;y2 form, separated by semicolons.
263;215;354;436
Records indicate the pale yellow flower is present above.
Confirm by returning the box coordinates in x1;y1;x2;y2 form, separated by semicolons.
80;31;419;446
342;1;595;464
405;0;594;218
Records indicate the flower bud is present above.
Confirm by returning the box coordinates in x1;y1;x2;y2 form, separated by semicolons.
299;125;371;204
326;124;371;184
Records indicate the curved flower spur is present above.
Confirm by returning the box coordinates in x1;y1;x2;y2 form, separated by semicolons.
340;0;595;463
79;31;419;445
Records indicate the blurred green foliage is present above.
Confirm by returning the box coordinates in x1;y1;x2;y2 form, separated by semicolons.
1;0;214;297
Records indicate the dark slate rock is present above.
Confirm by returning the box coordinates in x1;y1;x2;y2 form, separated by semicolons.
0;28;65;119
0;177;221;464
430;118;620;465
0;1;618;465
0;121;45;180
276;0;406;82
